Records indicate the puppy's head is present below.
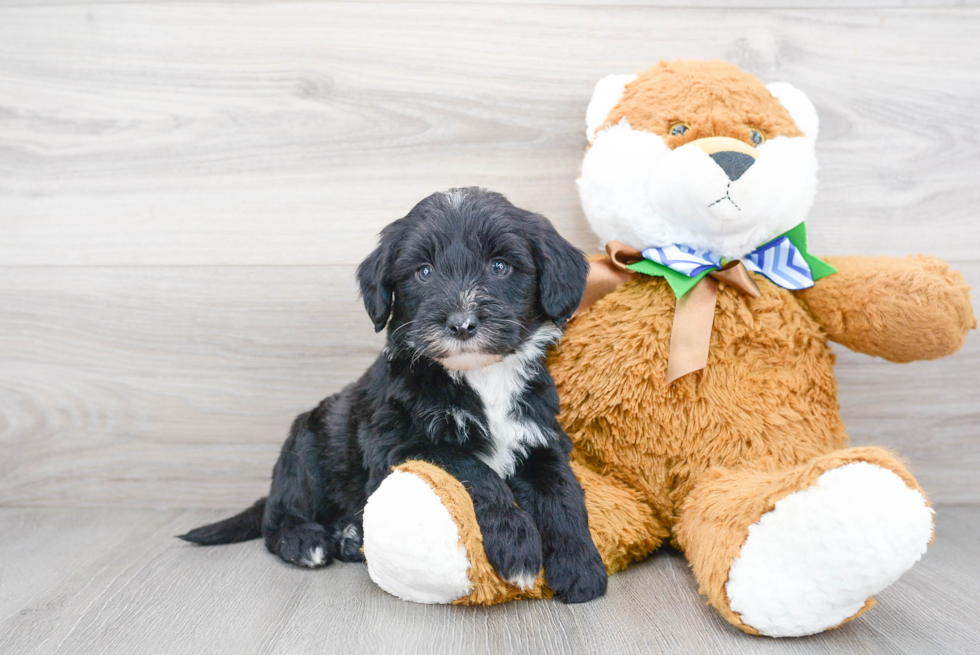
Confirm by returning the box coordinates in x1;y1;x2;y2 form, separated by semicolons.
578;60;819;260
357;188;587;371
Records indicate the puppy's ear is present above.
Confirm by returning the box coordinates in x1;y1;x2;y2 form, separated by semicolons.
531;218;589;328
357;232;395;333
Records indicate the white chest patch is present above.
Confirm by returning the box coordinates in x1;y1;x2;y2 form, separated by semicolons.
459;325;561;478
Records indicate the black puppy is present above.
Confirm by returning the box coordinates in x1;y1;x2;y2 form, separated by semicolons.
180;188;607;603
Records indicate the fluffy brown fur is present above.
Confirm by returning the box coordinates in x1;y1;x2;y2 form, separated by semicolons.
378;61;974;633
799;256;975;362
410;255;972;626
601;60;804;146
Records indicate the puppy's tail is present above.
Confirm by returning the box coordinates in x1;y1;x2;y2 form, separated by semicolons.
178;497;266;545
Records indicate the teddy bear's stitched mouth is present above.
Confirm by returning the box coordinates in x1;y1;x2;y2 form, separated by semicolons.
707;183;741;211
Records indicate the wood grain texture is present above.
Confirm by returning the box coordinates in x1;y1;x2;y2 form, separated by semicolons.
5;1;979;7
1;505;978;654
1;5;979;266
0;264;976;507
0;2;978;508
0;266;384;507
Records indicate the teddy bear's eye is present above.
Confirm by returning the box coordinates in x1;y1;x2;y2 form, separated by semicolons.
669;123;690;137
750;128;766;146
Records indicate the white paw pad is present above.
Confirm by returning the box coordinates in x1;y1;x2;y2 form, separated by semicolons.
363;470;473;604
726;462;934;637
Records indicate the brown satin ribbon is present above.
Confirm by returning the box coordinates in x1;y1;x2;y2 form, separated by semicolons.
577;241;760;384
577;258;636;312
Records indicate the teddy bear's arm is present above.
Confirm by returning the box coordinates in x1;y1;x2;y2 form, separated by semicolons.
795;255;975;362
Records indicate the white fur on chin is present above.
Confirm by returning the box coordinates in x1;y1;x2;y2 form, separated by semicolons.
437;352;505;371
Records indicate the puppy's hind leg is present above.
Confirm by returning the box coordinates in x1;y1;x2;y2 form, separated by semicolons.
272;522;335;568
263;412;336;569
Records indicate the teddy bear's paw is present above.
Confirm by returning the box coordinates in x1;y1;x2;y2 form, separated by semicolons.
362;470;473;604
725;462;934;637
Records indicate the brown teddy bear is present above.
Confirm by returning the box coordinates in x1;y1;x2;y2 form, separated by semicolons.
360;60;975;637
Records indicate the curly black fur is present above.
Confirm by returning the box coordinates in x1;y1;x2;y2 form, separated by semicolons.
179;188;605;603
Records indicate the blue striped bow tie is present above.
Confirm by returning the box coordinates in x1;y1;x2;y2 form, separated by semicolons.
629;222;836;298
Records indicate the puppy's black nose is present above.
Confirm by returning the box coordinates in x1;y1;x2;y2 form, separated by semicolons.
446;312;479;340
710;151;755;181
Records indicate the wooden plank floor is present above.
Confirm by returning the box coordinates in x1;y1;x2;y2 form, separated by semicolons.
0;505;977;655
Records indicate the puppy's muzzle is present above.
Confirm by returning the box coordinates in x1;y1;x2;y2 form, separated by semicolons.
691;136;758;182
446;311;479;341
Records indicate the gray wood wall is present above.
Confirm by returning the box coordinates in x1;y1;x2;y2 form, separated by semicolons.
1;1;977;508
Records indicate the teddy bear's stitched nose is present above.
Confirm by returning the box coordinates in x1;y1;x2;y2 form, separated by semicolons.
710;151;755;181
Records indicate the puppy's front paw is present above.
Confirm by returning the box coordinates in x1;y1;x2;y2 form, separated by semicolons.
482;508;543;589
275;522;334;568
546;545;608;604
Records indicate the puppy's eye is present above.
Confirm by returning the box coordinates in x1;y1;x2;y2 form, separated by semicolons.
750;128;766;146
669;123;690;137
416;264;433;282
489;259;511;277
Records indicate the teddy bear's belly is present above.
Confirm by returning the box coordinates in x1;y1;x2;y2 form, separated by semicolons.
549;276;848;525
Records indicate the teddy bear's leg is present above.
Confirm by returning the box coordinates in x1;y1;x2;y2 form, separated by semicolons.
362;459;665;605
570;460;669;573
675;446;934;637
362;460;548;605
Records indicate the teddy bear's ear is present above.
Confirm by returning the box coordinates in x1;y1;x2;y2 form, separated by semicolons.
766;82;819;140
586;74;638;143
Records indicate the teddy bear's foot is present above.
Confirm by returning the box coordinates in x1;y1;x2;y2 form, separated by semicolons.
677;447;934;637
363;468;474;603
726;461;933;636
362;460;548;605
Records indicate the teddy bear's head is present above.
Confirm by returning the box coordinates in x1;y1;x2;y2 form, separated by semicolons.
577;60;819;260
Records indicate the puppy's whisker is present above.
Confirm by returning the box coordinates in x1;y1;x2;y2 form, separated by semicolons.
389;320;417;340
